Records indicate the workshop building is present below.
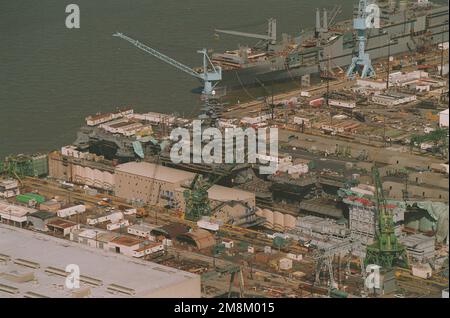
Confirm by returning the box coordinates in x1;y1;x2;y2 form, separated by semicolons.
439;109;449;128
372;91;417;106
114;162;196;208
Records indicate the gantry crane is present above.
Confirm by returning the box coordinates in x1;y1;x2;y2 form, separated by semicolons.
346;0;376;79
113;32;222;97
364;165;409;269
201;265;245;298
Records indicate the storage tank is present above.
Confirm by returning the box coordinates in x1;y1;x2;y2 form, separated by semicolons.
263;209;274;227
274;211;285;229
284;214;296;229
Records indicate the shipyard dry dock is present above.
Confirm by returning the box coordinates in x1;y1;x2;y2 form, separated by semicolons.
0;224;201;298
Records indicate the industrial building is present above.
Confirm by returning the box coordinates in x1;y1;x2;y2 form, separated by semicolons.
0;200;36;227
439;109;449;128
372;91;417;106
0;179;20;199
288;215;350;248
400;234;436;263
46;219;80;236
114;162;196;207
48;150;115;191
127;223;157;239
27;211;57;232
0;224;200;298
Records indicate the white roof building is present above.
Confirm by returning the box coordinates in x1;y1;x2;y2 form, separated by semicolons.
439;109;449;128
0;201;36;223
0;224;200;298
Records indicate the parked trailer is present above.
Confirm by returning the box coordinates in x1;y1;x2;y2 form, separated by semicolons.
107;219;130;231
197;220;220;231
87;211;123;225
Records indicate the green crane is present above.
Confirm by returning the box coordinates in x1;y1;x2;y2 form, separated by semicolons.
183;174;226;222
364;165;409;269
183;175;211;222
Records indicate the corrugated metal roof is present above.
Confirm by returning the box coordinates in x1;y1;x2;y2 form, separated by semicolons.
177;229;216;250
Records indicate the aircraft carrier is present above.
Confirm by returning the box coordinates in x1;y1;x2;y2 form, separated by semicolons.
211;0;449;89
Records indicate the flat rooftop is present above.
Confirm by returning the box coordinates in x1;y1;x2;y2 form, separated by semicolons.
400;233;435;247
0;224;200;298
0;200;36;217
208;185;255;203
115;162;196;184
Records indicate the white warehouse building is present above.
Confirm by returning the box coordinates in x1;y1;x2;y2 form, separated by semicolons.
439;109;449;128
372;91;417;106
0;224;201;298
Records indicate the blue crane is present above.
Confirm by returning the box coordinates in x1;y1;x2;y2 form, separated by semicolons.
113;32;222;96
346;0;376;79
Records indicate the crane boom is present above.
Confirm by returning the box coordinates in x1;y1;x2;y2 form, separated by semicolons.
113;32;202;79
215;18;277;44
113;32;221;96
215;29;273;41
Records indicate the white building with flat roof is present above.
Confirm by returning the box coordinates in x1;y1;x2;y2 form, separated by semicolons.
0;224;200;298
439;109;449;128
0;200;35;226
0;179;20;199
372;91;417;106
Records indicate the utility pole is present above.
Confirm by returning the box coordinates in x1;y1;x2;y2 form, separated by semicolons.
271;80;275;120
326;54;332;124
440;28;445;77
386;38;392;90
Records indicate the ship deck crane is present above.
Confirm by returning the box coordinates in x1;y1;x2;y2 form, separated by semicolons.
215;18;277;45
113;32;221;96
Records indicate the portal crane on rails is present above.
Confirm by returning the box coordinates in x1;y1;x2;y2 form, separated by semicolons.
346;0;376;79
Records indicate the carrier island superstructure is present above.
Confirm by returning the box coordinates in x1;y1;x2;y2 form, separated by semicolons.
211;0;449;88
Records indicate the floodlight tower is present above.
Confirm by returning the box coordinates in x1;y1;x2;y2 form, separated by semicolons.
346;0;376;79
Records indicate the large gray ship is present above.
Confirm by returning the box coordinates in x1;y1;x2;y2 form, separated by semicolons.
211;0;449;89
